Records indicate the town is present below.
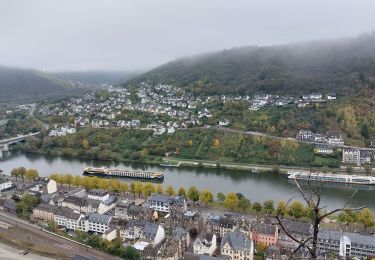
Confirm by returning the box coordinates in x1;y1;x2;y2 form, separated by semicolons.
0;169;374;259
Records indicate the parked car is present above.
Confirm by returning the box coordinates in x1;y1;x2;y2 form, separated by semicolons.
19;250;29;255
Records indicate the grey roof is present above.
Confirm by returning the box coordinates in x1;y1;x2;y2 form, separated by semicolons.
55;207;81;220
221;231;252;252
149;194;170;203
264;246;281;258
63;196;87;206
102;195;118;205
34;203;57;213
40;193;52;203
280;219;311;236
125;219;146;229
87;213;112;225
87;189;109;196
143;221;159;239
253;223;277;235
318;229;375;248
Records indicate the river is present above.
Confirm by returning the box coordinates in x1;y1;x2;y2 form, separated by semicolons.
1;152;374;210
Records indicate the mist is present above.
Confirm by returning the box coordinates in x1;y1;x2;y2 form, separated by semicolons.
1;0;375;71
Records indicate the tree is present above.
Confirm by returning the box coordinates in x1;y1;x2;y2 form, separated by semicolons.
72;175;82;187
346;166;353;175
358;208;375;230
276;200;287;217
200;189;213;207
25;169;38;183
256;242;267;255
18;167;26;181
11;168;20;181
119;182;128;195
110;180;120;194
224;192;239;211
178;187;186;197
252;202;262;212
121;246;140;260
238;198;251;213
216;192;225;202
132;181;143;198
166;185;176;196
142;182;155;196
156;184;164;194
82;139;90;149
287;201;305;219
338;210;358;230
64;174;73;188
187;186;200;205
98;179;110;190
263;200;275;214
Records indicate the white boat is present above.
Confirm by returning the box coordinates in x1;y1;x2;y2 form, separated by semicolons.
287;171;375;185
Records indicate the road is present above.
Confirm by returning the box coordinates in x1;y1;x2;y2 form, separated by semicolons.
0;212;119;260
180;126;375;151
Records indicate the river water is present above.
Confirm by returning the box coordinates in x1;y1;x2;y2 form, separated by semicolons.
1;152;374;210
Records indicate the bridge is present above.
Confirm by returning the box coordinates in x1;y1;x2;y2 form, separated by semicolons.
0;132;39;156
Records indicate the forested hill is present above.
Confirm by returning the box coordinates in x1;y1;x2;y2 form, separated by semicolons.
125;33;375;95
0;66;85;103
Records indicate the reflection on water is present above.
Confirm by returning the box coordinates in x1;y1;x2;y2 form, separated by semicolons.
1;151;374;210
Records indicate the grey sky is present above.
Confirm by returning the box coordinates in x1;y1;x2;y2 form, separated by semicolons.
1;0;375;71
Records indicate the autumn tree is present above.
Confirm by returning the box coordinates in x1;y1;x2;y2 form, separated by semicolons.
200;189;213;207
18;167;26;181
131;181;143;198
287;201;305;218
338;209;358;230
25;169;38;183
11;168;20;181
358;208;375;230
166;185;176;196
156;184;164;194
110;180;120;194
82;139;90;149
72;176;82;187
238;198;251;213
263;200;275;214
252;202;262;212
142;182;155;196
119;182;128;195
178;187;186;197
224;192;239;211
64;174;73;188
187;186;200;205
216;192;225;202
276;200;287;217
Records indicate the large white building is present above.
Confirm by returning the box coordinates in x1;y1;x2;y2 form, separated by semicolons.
147;194;187;213
318;229;375;258
193;233;217;256
54;208;112;234
0;180;13;192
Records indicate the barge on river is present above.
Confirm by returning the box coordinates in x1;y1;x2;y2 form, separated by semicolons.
288;171;375;185
83;167;164;182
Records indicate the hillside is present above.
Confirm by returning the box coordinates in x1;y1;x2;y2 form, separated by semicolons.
52;70;141;86
0;67;86;103
126;33;375;95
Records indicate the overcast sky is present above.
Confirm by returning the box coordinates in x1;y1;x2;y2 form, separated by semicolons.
1;0;375;71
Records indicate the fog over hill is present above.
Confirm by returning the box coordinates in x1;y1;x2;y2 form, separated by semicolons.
125;33;375;95
0;66;86;103
52;70;142;86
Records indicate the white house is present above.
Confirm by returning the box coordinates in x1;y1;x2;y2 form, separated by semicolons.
193;233;217;256
0;180;13;192
47;179;57;194
221;231;253;260
147;194;187;213
87;189;110;201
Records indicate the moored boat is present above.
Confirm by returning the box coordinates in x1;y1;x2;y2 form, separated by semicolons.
83;167;164;182
288;171;375;185
159;162;181;167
